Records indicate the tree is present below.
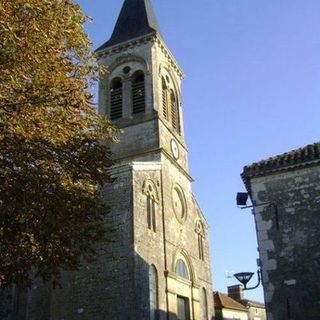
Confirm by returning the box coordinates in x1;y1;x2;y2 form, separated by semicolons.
0;0;118;288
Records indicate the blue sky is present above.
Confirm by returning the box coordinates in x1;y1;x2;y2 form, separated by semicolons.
76;0;320;302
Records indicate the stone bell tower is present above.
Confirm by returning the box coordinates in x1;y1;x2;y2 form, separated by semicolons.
96;0;189;176
1;1;215;320
92;0;215;319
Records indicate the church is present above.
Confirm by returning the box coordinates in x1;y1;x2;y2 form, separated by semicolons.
1;0;214;319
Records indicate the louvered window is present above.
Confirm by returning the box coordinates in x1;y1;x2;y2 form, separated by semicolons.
110;78;123;120
132;71;145;114
162;77;168;120
162;76;180;134
170;90;179;131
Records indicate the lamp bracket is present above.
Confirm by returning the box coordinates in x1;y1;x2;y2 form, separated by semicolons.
239;201;272;210
243;269;262;291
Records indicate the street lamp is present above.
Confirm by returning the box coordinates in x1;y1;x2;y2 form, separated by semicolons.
234;269;262;290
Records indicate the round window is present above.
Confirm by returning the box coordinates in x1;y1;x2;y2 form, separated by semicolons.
172;186;187;223
123;66;131;74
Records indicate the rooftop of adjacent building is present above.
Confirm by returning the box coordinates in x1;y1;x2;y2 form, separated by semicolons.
240;299;265;309
214;291;248;312
242;141;320;191
214;284;265;312
96;0;161;51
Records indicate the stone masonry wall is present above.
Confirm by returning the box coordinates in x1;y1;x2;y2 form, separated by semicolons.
131;163;166;319
49;164;135;320
250;165;320;320
160;155;214;319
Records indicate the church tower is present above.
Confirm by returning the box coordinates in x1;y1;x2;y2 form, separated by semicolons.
97;0;188;174
1;1;214;320
92;0;215;319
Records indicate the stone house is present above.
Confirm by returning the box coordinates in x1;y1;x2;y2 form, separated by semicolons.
241;300;266;320
228;285;266;320
214;291;248;320
241;142;320;320
0;0;215;319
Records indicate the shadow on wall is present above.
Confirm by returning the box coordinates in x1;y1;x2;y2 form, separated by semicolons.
0;252;216;320
134;253;215;320
156;310;215;320
0;287;15;320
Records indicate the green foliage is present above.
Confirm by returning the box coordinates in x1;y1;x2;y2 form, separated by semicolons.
0;0;117;288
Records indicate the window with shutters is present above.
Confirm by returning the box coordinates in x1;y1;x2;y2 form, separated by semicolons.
132;71;145;114
162;77;169;120
170;90;179;132
110;77;123;120
161;75;180;133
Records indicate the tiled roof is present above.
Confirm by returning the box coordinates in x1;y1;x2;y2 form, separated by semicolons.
242;142;320;192
241;299;265;308
96;0;161;51
214;292;248;312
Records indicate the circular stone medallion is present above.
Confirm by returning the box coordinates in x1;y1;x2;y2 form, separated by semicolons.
171;139;179;159
172;186;187;223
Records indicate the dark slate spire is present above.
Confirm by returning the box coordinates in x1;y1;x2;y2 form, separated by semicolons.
97;0;161;51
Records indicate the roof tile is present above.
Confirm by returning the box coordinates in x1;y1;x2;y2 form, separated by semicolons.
242;142;320;192
214;292;248;312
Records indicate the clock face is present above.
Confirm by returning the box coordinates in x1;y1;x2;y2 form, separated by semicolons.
171;139;179;159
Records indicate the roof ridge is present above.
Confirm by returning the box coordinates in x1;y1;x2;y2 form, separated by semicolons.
242;141;320;180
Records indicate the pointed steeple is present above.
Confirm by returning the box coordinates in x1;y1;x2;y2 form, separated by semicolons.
97;0;161;51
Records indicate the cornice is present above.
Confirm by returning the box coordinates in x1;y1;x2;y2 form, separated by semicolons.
154;35;185;80
96;33;184;80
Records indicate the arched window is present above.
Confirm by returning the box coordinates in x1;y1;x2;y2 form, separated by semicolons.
110;77;123;120
170;90;179;132
161;75;180;133
199;234;204;261
149;265;158;320
132;71;145;114
196;221;205;261
201;288;209;320
162;77;169;120
147;196;156;232
143;180;159;232
175;259;189;280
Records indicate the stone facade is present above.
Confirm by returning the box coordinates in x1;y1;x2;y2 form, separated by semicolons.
214;291;248;320
227;285;266;320
1;1;215;319
246;302;266;320
242;143;320;320
91;1;215;317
